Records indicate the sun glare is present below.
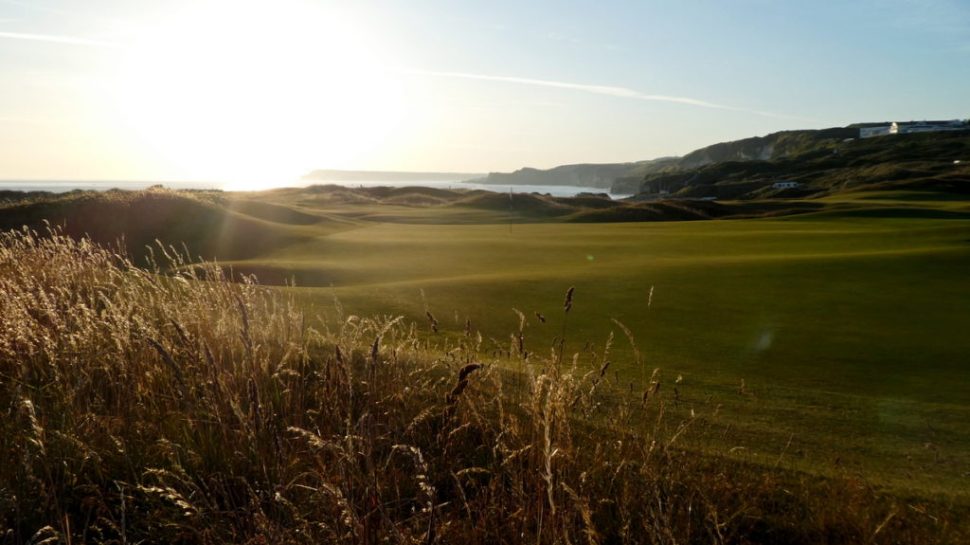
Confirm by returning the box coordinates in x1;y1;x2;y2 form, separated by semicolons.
117;1;403;186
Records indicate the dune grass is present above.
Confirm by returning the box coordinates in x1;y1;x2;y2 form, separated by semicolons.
0;188;356;264
2;228;967;544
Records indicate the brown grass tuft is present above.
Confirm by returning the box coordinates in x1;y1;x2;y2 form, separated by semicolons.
0;227;964;544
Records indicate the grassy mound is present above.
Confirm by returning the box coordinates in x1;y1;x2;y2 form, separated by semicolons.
553;194;622;209
453;192;576;217
220;198;324;225
270;185;470;208
381;193;453;206
0;189;311;262
362;186;467;200
566;202;715;222
0;229;964;544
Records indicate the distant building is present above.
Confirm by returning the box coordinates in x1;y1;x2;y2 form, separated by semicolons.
772;181;800;189
859;119;968;138
860;126;892;138
890;120;968;135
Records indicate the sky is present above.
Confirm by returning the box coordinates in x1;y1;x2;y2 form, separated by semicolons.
1;0;968;184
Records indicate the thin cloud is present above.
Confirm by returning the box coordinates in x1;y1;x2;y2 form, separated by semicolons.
0;30;120;48
405;69;814;121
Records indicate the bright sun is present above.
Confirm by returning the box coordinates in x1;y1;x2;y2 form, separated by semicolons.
118;1;403;188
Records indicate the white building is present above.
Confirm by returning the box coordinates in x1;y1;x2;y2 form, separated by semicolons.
890;120;968;135
772;181;800;189
860;119;968;138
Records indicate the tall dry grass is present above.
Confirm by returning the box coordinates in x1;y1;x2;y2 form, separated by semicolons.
0;227;962;544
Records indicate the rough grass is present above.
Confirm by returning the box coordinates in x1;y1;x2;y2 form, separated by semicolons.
259;210;970;499
0;188;351;264
219;198;325;225
2;228;965;544
7;188;968;499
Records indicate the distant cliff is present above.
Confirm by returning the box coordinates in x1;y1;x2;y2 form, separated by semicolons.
628;130;970;200
676;127;858;169
610;127;859;194
479;158;678;192
478;128;859;194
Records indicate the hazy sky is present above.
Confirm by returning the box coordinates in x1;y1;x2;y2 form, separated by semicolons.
1;0;968;182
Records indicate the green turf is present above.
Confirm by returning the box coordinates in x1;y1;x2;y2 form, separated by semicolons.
5;186;969;499
215;190;970;500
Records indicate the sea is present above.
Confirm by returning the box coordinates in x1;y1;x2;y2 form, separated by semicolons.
0;179;632;200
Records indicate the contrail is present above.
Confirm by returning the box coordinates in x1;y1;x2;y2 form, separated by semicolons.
405;68;815;121
0;30;120;48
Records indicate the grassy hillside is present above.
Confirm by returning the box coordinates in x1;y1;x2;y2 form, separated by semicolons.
479;127;879;193
2;228;966;544
657;127;861;177
5;186;970;504
267;210;968;491
629;131;970;199
470;124;969;197
238;185;824;224
480;127;860;194
477;158;679;190
0;188;350;263
216;188;970;498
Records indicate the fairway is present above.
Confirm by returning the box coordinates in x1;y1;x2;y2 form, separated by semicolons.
215;194;970;499
7;185;967;500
